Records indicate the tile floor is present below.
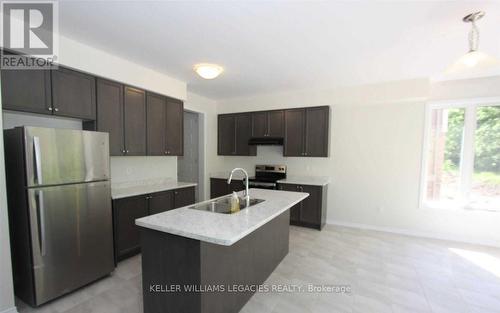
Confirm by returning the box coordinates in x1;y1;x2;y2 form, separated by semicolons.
17;225;500;313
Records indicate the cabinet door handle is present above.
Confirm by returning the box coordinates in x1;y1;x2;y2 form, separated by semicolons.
126;150;130;154
122;150;126;154
54;108;59;112
47;107;53;111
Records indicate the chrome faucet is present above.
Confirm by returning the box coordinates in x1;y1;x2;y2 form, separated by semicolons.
228;168;250;207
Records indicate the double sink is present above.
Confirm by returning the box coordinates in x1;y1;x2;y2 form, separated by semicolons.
189;195;265;214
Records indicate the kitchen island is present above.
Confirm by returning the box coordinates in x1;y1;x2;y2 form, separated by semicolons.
135;188;308;313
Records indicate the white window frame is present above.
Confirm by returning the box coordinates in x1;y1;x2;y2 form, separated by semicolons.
419;96;500;212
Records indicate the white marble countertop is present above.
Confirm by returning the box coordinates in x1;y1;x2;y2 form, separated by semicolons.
135;188;308;246
277;176;331;186
111;178;197;199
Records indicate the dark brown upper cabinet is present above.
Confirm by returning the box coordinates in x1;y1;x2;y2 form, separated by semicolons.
218;113;256;156
146;94;184;156
1;64;96;120
1;61;185;158
268;110;285;137
235;113;256;156
251;111;268;137
51;67;96;120
165;98;184;156
218;114;236;155
284;108;306;156
1;68;52;114
123;86;147;156
284;106;329;157
251;110;284;137
218;106;328;157
304;106;329;157
146;93;167;156
95;79;125;156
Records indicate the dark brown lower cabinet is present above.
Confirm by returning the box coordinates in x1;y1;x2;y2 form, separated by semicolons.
148;191;174;215
289;201;301;224
112;186;195;262
277;183;327;230
113;195;149;262
210;178;245;198
173;186;196;208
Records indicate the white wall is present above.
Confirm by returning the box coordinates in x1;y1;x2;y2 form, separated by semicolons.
431;76;500;101
58;35;186;101
214;77;500;247
0;75;17;313
110;157;177;183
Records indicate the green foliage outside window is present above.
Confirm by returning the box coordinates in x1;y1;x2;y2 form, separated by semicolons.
444;106;499;186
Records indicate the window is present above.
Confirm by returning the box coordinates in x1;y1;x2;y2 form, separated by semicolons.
421;100;500;211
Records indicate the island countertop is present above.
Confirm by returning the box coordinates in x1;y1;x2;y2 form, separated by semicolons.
135;188;308;246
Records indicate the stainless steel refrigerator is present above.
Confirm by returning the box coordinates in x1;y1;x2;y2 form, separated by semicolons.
4;126;115;307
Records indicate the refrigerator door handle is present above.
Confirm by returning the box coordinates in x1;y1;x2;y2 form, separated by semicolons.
35;190;47;256
33;136;43;185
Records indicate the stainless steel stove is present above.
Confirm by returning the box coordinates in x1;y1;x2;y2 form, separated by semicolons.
247;165;286;190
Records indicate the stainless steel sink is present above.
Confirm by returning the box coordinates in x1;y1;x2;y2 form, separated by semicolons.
188;196;265;214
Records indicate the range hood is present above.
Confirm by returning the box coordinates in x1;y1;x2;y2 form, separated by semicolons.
248;137;284;145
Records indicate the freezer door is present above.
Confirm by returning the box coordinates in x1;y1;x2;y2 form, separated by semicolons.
24;127;109;187
27;181;114;305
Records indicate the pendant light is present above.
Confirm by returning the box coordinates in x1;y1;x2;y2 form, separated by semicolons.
445;11;500;75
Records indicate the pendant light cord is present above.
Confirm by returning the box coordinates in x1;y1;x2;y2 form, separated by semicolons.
468;20;479;52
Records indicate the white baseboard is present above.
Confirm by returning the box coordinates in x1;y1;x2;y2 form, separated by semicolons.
0;307;18;313
327;219;500;248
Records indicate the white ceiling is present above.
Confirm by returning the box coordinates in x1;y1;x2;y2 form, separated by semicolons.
59;1;500;100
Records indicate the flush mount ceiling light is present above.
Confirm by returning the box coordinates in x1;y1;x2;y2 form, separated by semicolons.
445;11;500;75
193;63;224;79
